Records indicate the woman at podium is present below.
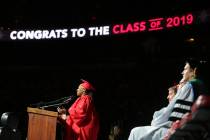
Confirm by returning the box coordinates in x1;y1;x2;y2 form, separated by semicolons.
57;79;99;140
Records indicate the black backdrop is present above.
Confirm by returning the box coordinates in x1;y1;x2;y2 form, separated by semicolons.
0;12;210;139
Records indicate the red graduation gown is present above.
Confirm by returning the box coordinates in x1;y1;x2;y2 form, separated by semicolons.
64;95;99;140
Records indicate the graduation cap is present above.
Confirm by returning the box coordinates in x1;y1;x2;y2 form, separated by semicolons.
80;79;96;91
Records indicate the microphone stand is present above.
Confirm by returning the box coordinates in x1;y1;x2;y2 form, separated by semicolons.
38;95;75;109
30;96;69;108
39;102;67;109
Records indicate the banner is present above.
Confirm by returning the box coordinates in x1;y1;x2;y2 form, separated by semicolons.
0;12;200;41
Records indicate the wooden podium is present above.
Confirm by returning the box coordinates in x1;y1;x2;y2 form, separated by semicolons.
27;107;58;140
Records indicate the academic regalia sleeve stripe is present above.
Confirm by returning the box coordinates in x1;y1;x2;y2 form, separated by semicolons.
168;100;193;122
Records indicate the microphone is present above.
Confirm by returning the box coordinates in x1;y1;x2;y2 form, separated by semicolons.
31;95;76;108
63;95;76;104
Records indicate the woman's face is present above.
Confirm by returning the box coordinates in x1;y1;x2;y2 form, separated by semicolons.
76;85;85;96
181;63;194;82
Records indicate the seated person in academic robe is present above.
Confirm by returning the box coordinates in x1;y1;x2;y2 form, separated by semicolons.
151;85;177;122
57;79;99;140
128;58;207;140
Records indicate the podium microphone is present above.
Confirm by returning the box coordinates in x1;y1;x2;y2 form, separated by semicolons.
63;95;76;104
39;95;76;109
30;95;76;109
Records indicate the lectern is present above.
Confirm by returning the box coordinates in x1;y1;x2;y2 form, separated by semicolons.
27;107;58;140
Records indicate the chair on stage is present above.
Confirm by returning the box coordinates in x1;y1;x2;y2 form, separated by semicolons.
0;112;21;140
